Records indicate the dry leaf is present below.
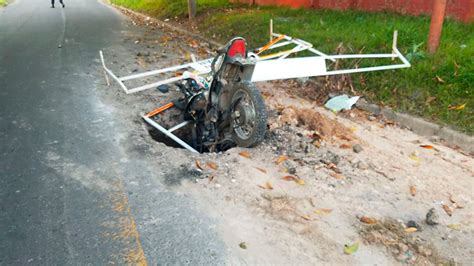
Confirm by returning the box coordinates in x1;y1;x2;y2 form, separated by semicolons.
434;75;445;83
330;172;345;180
206;162;218;170
339;143;351;149
314;208;333;215
426;96;437;104
255;167;267;173
282;175;305;185
448;103;466;110
282;175;296;181
420;144;434;149
239;151;251;158
405;227;418;233
301;214;312;221
313;141;321;148
195;160;204;170
265;182;273;190
442;204;453;216
295;178;305;185
208;175;215;182
360;216;377;224
410;185;417;197
309;198;316;207
447;224;461;231
449;194;465;209
409;154;421;163
275;155;289;164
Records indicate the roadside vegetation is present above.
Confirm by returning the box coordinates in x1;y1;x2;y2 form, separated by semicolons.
111;0;473;134
0;0;7;6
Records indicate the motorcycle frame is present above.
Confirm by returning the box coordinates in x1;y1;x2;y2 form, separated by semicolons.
99;30;411;153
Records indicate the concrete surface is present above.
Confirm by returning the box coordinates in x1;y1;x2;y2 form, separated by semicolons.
0;0;225;264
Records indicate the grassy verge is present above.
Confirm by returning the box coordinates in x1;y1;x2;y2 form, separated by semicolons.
111;0;474;134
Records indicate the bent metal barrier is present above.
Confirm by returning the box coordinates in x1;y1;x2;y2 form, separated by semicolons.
99;30;410;152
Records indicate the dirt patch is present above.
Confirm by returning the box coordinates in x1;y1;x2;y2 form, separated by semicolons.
360;218;456;265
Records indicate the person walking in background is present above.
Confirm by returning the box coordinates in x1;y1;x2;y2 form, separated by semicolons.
51;0;65;8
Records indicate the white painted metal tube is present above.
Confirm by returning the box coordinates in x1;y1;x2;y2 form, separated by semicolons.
168;121;191;132
393;47;411;67
143;116;199;153
127;76;185;94
326;53;398;59
324;63;410;76
99;51;129;93
119;63;192;82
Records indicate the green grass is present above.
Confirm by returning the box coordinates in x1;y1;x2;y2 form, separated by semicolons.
0;0;7;6
111;0;231;17
112;0;474;134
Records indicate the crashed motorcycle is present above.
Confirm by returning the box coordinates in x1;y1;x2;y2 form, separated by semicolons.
152;38;267;153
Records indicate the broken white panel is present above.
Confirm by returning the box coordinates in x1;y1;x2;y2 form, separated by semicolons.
251;56;327;82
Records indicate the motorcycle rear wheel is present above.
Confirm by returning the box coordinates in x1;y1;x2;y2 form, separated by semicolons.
230;82;267;148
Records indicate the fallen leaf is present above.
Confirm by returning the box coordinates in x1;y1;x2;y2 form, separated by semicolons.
309;198;316;207
360;216;377;224
255;167;267;173
301;214;312;221
409;154;421;163
239;242;247;249
405;227;418;233
275;155;289;164
339;143;351;149
434;75;445;83
195;160;204;170
410;185;417;197
442;204;453;216
426;96;437;104
239;151;251;158
313;141;321;148
330;172;345;180
420;144;434;149
447;224;461;231
344;243;359;255
448;103;466;111
206;162;218;170
282;175;296;181
265;182;273;190
188;39;199;48
314;208;333;215
208;175;215;182
449;194;465;209
295;178;305;185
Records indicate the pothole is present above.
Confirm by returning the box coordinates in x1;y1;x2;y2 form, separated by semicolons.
146;126;235;153
147;128;189;150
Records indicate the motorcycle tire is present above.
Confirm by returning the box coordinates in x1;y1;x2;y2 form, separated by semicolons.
230;81;267;148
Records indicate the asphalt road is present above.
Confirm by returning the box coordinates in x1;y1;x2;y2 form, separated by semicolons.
0;0;224;264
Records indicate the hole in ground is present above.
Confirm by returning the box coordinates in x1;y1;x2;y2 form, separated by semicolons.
147;127;235;153
147;128;188;149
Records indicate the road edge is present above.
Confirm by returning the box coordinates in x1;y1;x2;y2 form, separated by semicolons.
106;3;474;154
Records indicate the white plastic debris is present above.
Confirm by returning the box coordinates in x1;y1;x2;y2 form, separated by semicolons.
324;95;360;112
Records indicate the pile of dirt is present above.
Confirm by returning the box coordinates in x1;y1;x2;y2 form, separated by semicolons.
275;106;355;142
360;218;456;265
